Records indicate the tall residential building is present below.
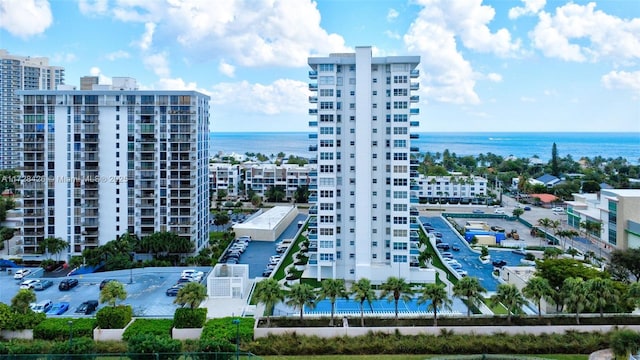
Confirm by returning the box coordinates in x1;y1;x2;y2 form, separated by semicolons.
18;79;210;258
307;47;434;284
0;50;65;169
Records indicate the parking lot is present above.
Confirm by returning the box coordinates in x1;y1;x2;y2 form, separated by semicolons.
0;266;210;318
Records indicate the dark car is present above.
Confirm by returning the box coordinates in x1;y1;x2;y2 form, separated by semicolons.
33;279;53;291
523;206;531;211
436;243;450;251
99;279;118;290
58;278;79;291
452;244;461;251
492;260;507;268
75;300;98;315
165;283;185;296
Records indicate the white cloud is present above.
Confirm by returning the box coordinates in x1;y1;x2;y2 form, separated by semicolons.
508;0;546;19
89;67;101;76
530;3;640;64
105;50;130;61
78;0;108;15
486;73;502;82
88;67;112;85
218;60;235;78
85;0;349;68
520;96;537;102
387;8;399;22
384;30;401;40
602;70;640;94
0;0;52;38
150;77;210;96
543;89;558;96
50;52;77;63
136;22;156;51
143;52;170;77
210;79;309;115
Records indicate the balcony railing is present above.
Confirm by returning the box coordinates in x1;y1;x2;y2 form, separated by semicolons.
410;82;419;90
308;109;318;115
309;84;318;91
308;96;317;103
309;71;318;79
410;108;420;115
410;70;419;78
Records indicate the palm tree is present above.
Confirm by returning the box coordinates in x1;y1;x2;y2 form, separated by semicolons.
490;283;526;324
562;277;589;325
317;279;348;326
253;278;284;327
285;283;316;321
537;218;552;246
350;278;375;327
627;282;640;309
11;289;36;314
174;282;207;309
100;280;127;306
380;276;414;323
586;278;618;317
453;276;486;318
417;283;452;326
522;276;553;319
610;329;640;360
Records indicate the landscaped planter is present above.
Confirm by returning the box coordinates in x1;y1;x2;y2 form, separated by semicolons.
93;318;135;341
479;256;490;264
172;327;203;340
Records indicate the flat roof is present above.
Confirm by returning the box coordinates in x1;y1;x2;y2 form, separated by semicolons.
233;206;295;231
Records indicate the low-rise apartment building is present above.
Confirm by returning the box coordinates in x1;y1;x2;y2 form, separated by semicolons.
414;175;488;204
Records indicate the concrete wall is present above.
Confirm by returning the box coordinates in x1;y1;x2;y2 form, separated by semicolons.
93;318;135;341
254;324;640;339
172;327;203;340
0;329;33;340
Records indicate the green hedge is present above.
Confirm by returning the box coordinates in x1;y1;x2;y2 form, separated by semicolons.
123;319;173;341
246;331;609;355
174;308;207;329
0;306;46;331
33;318;96;340
201;317;254;343
126;333;182;360
95;305;132;329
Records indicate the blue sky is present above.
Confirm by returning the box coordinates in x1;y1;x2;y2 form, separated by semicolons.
1;0;639;133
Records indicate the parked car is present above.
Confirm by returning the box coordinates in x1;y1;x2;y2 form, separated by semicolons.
492;260;507;268
456;269;468;277
20;279;40;290
165;283;185;296
13;269;31;280
433;232;443;238
441;252;454;259
181;269;204;279
58;278;79;291
75;300;98;315
523;206;531;211
472;209;484;214
436;243;450;251
262;268;274;277
46;302;69;315
552;207;564;212
99;279;119;290
33;279;53;291
31;300;53;313
491;226;505;232
494;208;505;214
452;244;461;251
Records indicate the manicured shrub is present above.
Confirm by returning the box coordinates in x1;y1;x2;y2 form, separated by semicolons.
123;319;173;341
34;318;96;340
8;311;46;331
127;333;182;360
49;336;97;356
95;305;132;329
201;317;253;343
94;340;128;354
0;339;53;354
197;338;236;353
173;308;207;329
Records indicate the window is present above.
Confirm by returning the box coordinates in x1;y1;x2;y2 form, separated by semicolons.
320;152;334;160
393;216;408;224
393;88;408;96
320;127;334;134
393;114;408;122
393;255;407;263
394;140;407;148
320;240;333;248
320;202;334;210
320;253;334;261
320;114;334;122
320;190;334;197
349;78;356;85
319;89;334;97
393;229;408;237
393;127;408;135
319;64;334;72
393;242;408;250
320;139;334;147
393;179;408;186
319;76;334;85
320;102;334;110
393;191;408;199
319;228;334;235
393;75;408;84
320;215;334;223
393;101;408;109
393;153;408;161
393;204;408;211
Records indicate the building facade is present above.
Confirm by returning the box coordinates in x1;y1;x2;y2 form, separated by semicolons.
209;163;241;199
18;79;210;258
566;189;640;250
244;163;313;201
0;50;64;170
307;47;434;284
414;175;488;204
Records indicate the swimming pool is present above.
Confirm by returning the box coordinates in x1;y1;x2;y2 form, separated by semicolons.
303;297;467;316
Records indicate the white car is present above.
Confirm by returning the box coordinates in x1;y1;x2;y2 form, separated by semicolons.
30;300;53;313
494;208;505;214
181;269;204;279
13;269;31;280
20;279;40;289
552;207;564;213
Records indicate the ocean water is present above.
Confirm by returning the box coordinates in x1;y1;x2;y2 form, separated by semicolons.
210;132;640;164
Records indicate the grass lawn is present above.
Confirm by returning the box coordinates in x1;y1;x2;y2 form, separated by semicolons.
262;355;589;360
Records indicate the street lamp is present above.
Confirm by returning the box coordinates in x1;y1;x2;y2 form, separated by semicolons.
68;320;73;348
232;319;240;360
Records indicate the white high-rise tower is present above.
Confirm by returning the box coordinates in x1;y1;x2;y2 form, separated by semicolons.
307;47;435;284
